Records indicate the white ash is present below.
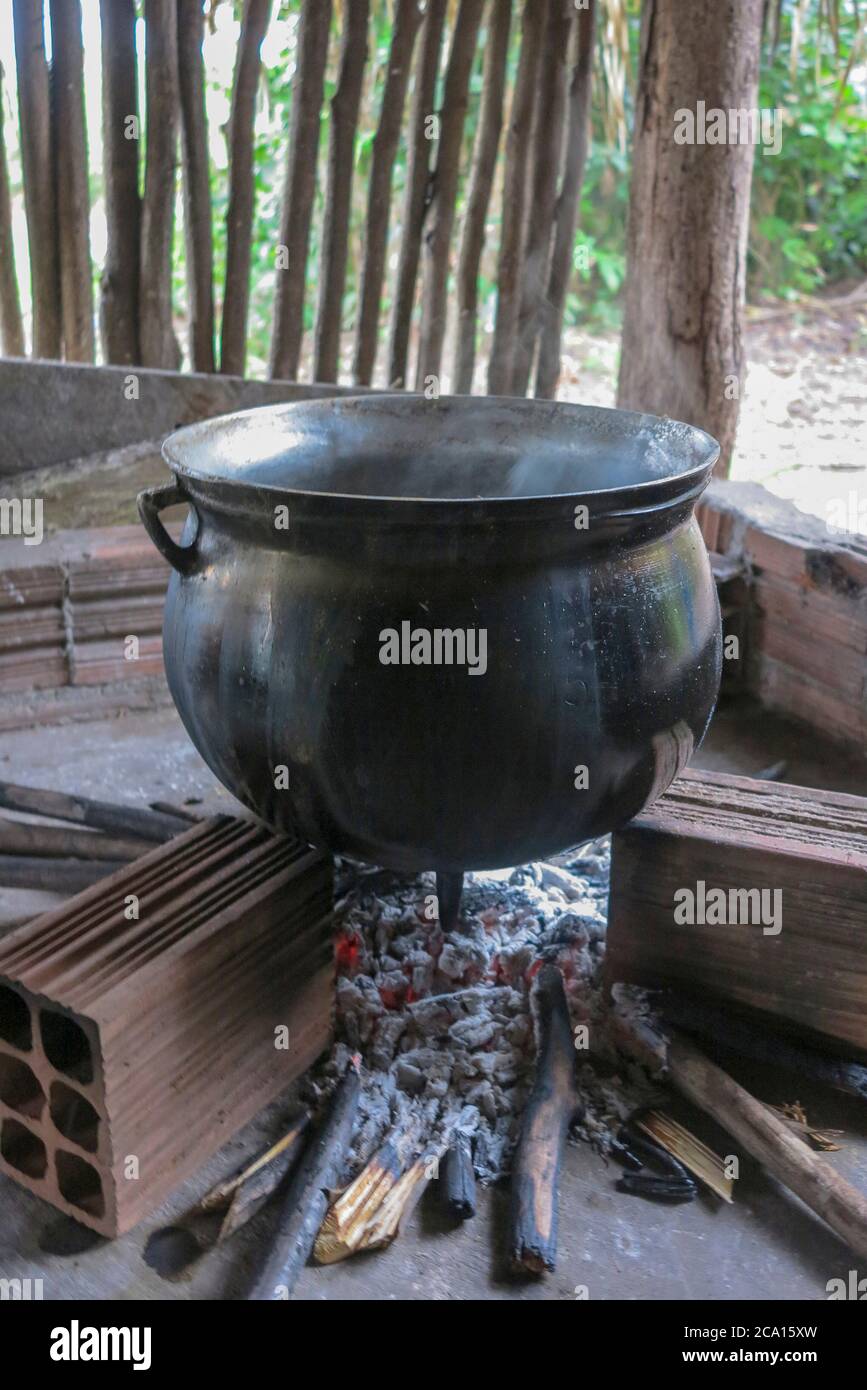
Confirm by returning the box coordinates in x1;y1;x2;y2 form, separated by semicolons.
313;842;658;1183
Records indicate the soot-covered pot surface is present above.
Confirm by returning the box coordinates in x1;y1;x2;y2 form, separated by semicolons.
138;394;722;880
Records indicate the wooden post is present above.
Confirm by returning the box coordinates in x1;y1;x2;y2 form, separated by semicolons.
0;64;25;357
99;0;141;366
452;0;511;395
387;0;447;389
314;0;370;384
511;0;573;397
139;0;181;369
12;0;61;359
220;0;271;377
269;0;333;382
177;0;216;373
616;0;765;474
486;0;545;395
49;0;94;364
414;0;485;390
535;0;596;400
352;0;423;387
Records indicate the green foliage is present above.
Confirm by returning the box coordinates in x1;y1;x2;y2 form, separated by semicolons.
750;1;867;300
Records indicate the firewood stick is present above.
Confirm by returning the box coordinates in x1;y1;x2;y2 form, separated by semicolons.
0;855;123;893
509;964;581;1274
666;1031;867;1261
0;780;189;843
247;1057;362;1301
0;815;149;862
442;1132;476;1219
149;800;203;824
659;992;867;1102
314;1116;434;1264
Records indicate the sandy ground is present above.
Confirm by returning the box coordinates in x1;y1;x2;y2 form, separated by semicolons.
553;294;867;536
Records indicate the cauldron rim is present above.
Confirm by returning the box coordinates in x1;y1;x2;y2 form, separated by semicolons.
162;394;719;518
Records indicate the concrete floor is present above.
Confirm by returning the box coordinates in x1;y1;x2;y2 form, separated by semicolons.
0;697;865;1301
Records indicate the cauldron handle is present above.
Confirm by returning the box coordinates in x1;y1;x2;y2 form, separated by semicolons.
137;480;198;575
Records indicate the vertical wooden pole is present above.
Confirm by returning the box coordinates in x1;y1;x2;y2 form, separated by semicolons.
49;0;94;363
452;0;511;395
12;0;61;359
511;0;572;397
486;0;545;395
535;0;596;401
314;0;370;384
99;0;141;366
177;0;216;372
269;0;333;381
0;64;26;357
616;0;765;474
414;0;485;389
387;0;447;389
352;0;423;387
220;0;271;377
140;0;181;369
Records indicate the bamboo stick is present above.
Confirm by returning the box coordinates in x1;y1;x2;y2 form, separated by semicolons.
0;64;25;356
177;0;216;373
99;0;140;365
140;0;181;369
12;0;60;359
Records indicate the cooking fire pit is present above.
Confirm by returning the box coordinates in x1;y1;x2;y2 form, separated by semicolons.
138;395;721;923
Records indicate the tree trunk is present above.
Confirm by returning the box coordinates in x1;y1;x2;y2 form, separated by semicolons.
314;0;370;384
0;64;25;357
511;0;572;397
616;0;764;475
269;0;332;381
49;0;93;363
12;0;60;359
415;0;484;389
139;0;181;369
486;0;545;395
220;0;270;377
177;0;215;372
452;0;511;395
387;0;447;389
99;0;140;366
535;0;596;400
352;0;423;387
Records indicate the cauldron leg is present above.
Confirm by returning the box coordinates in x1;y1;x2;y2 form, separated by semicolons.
436;870;464;934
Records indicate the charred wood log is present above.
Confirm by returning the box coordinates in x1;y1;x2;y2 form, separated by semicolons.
0;855;123;893
0;781;191;843
247;1057;361;1300
509;964;580;1274
0;816;150;862
441;1132;476;1219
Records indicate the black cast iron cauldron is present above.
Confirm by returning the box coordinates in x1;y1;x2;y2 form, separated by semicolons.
138;394;721;907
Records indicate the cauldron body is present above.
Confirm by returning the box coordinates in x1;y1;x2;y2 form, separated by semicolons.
139;396;721;873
